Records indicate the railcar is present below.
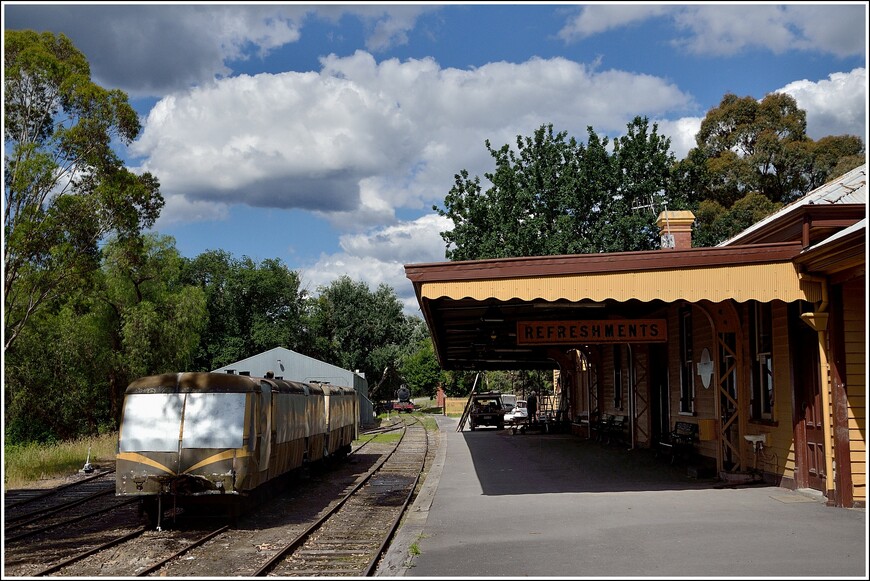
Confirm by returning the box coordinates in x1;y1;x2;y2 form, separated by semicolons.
115;371;358;526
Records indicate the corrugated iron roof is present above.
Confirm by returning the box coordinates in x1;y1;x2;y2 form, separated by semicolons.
719;163;867;247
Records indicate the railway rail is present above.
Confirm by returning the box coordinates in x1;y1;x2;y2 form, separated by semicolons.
254;415;428;576
3;414;434;578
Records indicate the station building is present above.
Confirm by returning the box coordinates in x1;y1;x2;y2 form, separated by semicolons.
406;164;866;508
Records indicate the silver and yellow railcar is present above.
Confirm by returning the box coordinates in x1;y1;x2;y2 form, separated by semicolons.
320;383;359;456
115;371;358;524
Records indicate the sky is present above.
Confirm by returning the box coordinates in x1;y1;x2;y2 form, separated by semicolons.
3;2;868;316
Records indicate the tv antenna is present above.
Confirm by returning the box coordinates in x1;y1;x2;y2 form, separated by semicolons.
631;190;673;248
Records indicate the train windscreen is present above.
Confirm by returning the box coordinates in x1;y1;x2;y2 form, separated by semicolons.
119;393;184;452
120;392;247;452
182;393;246;449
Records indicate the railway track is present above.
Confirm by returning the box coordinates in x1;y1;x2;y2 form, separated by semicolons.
3;414;435;577
254;415;429;576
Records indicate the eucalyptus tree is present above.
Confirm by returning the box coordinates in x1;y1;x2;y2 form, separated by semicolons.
675;92;864;245
100;233;207;418
4;233;206;441
4;30;163;351
681;92;864;207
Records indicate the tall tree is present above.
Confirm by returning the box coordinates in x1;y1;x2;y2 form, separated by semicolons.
303;276;416;384
400;336;445;400
682;92;864;208
181;250;306;370
4;30;163;351
99;233;207;421
435;118;680;261
592;116;681;252
3;233;206;442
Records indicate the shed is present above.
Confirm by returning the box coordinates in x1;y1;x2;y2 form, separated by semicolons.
212;347;375;427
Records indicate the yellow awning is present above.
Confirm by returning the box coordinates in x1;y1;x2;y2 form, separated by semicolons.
419;262;820;304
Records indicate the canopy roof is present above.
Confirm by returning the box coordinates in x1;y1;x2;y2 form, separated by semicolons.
406;242;818;370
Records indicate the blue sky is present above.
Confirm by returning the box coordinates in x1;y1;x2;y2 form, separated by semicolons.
3;2;867;315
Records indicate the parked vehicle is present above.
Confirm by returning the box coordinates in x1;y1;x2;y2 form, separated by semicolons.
504;399;528;425
469;392;505;431
501;393;518;413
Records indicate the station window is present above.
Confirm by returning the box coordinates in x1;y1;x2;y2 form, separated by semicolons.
613;345;623;410
679;307;694;414
750;301;774;420
719;332;737;412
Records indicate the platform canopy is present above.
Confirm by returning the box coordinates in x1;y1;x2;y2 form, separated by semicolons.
405;241;819;370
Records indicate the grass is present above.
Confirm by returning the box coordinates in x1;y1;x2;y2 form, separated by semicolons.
3;432;117;490
355;432;403;445
4;409;442;490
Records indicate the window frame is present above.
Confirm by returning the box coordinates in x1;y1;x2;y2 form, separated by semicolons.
679;307;694;414
749;301;774;421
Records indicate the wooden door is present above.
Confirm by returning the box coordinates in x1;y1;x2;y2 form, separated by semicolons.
795;320;825;491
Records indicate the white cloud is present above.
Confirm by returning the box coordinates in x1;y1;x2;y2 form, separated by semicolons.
777;68;868;140
132;51;694;231
299;213;451;316
560;4;866;58
559;5;670;41
153;194;230;228
652;117;703;160
3;5;313;97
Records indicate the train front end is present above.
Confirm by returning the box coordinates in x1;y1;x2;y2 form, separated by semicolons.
115;372;259;501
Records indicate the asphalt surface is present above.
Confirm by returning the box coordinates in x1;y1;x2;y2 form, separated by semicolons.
377;415;867;579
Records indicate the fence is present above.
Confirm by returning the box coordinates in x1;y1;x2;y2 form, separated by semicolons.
443;395;556;416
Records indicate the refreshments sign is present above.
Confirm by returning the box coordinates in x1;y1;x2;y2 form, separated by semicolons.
517;319;667;344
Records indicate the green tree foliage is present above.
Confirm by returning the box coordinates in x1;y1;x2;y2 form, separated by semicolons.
439;370;482;398
435;117;680;260
181;250;306;371
4;31;164;351
595;116;684;252
100;234;207;419
692;194;783;248
3;234;206;443
303;276;418;388
4;297;115;443
400;336;444;399
676;92;864;245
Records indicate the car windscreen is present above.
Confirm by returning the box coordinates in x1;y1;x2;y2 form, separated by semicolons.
475;399;501;408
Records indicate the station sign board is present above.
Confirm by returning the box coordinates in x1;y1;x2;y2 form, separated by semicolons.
517;319;667;344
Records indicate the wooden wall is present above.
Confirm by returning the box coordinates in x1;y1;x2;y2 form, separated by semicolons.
843;278;866;505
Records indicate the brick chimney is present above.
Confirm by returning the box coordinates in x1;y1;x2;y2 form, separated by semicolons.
656;210;695;250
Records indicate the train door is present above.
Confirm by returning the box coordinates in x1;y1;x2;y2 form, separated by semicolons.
258;382;272;471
